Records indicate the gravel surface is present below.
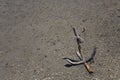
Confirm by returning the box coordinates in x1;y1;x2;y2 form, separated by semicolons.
0;0;120;80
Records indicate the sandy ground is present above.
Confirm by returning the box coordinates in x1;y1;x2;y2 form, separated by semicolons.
0;0;120;80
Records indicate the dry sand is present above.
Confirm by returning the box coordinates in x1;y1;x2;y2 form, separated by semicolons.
0;0;120;80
